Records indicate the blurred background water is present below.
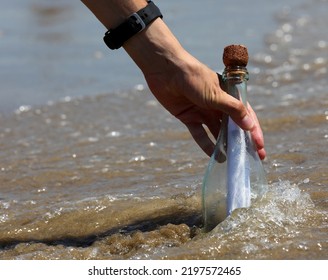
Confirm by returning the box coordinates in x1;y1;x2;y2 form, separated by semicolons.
0;0;327;259
0;0;307;114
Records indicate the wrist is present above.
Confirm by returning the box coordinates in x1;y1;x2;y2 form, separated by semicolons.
123;18;188;76
103;1;163;50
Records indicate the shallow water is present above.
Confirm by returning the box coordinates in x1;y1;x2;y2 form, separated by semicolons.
0;0;328;259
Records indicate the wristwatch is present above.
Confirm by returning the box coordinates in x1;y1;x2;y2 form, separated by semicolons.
103;1;163;50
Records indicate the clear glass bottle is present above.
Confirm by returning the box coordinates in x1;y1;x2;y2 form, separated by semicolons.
202;66;268;232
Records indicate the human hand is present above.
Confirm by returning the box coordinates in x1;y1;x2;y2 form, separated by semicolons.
123;18;265;159
143;55;266;160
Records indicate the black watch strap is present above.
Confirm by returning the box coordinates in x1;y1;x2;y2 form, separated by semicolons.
104;1;163;50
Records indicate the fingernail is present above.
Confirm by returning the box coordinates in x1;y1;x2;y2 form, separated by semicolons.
241;114;254;130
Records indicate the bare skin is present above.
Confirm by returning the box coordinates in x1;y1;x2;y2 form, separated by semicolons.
81;0;266;159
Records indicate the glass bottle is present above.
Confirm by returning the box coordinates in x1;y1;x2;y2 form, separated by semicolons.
202;66;268;232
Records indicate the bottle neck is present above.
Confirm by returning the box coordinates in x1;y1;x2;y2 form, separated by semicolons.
222;66;249;83
222;66;249;104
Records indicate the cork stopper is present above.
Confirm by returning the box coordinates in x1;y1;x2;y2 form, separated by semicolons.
223;44;248;67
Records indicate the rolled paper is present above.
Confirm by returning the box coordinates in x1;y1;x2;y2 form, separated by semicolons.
226;117;251;215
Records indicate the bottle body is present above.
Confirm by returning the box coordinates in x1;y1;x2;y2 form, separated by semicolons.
202;66;267;231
